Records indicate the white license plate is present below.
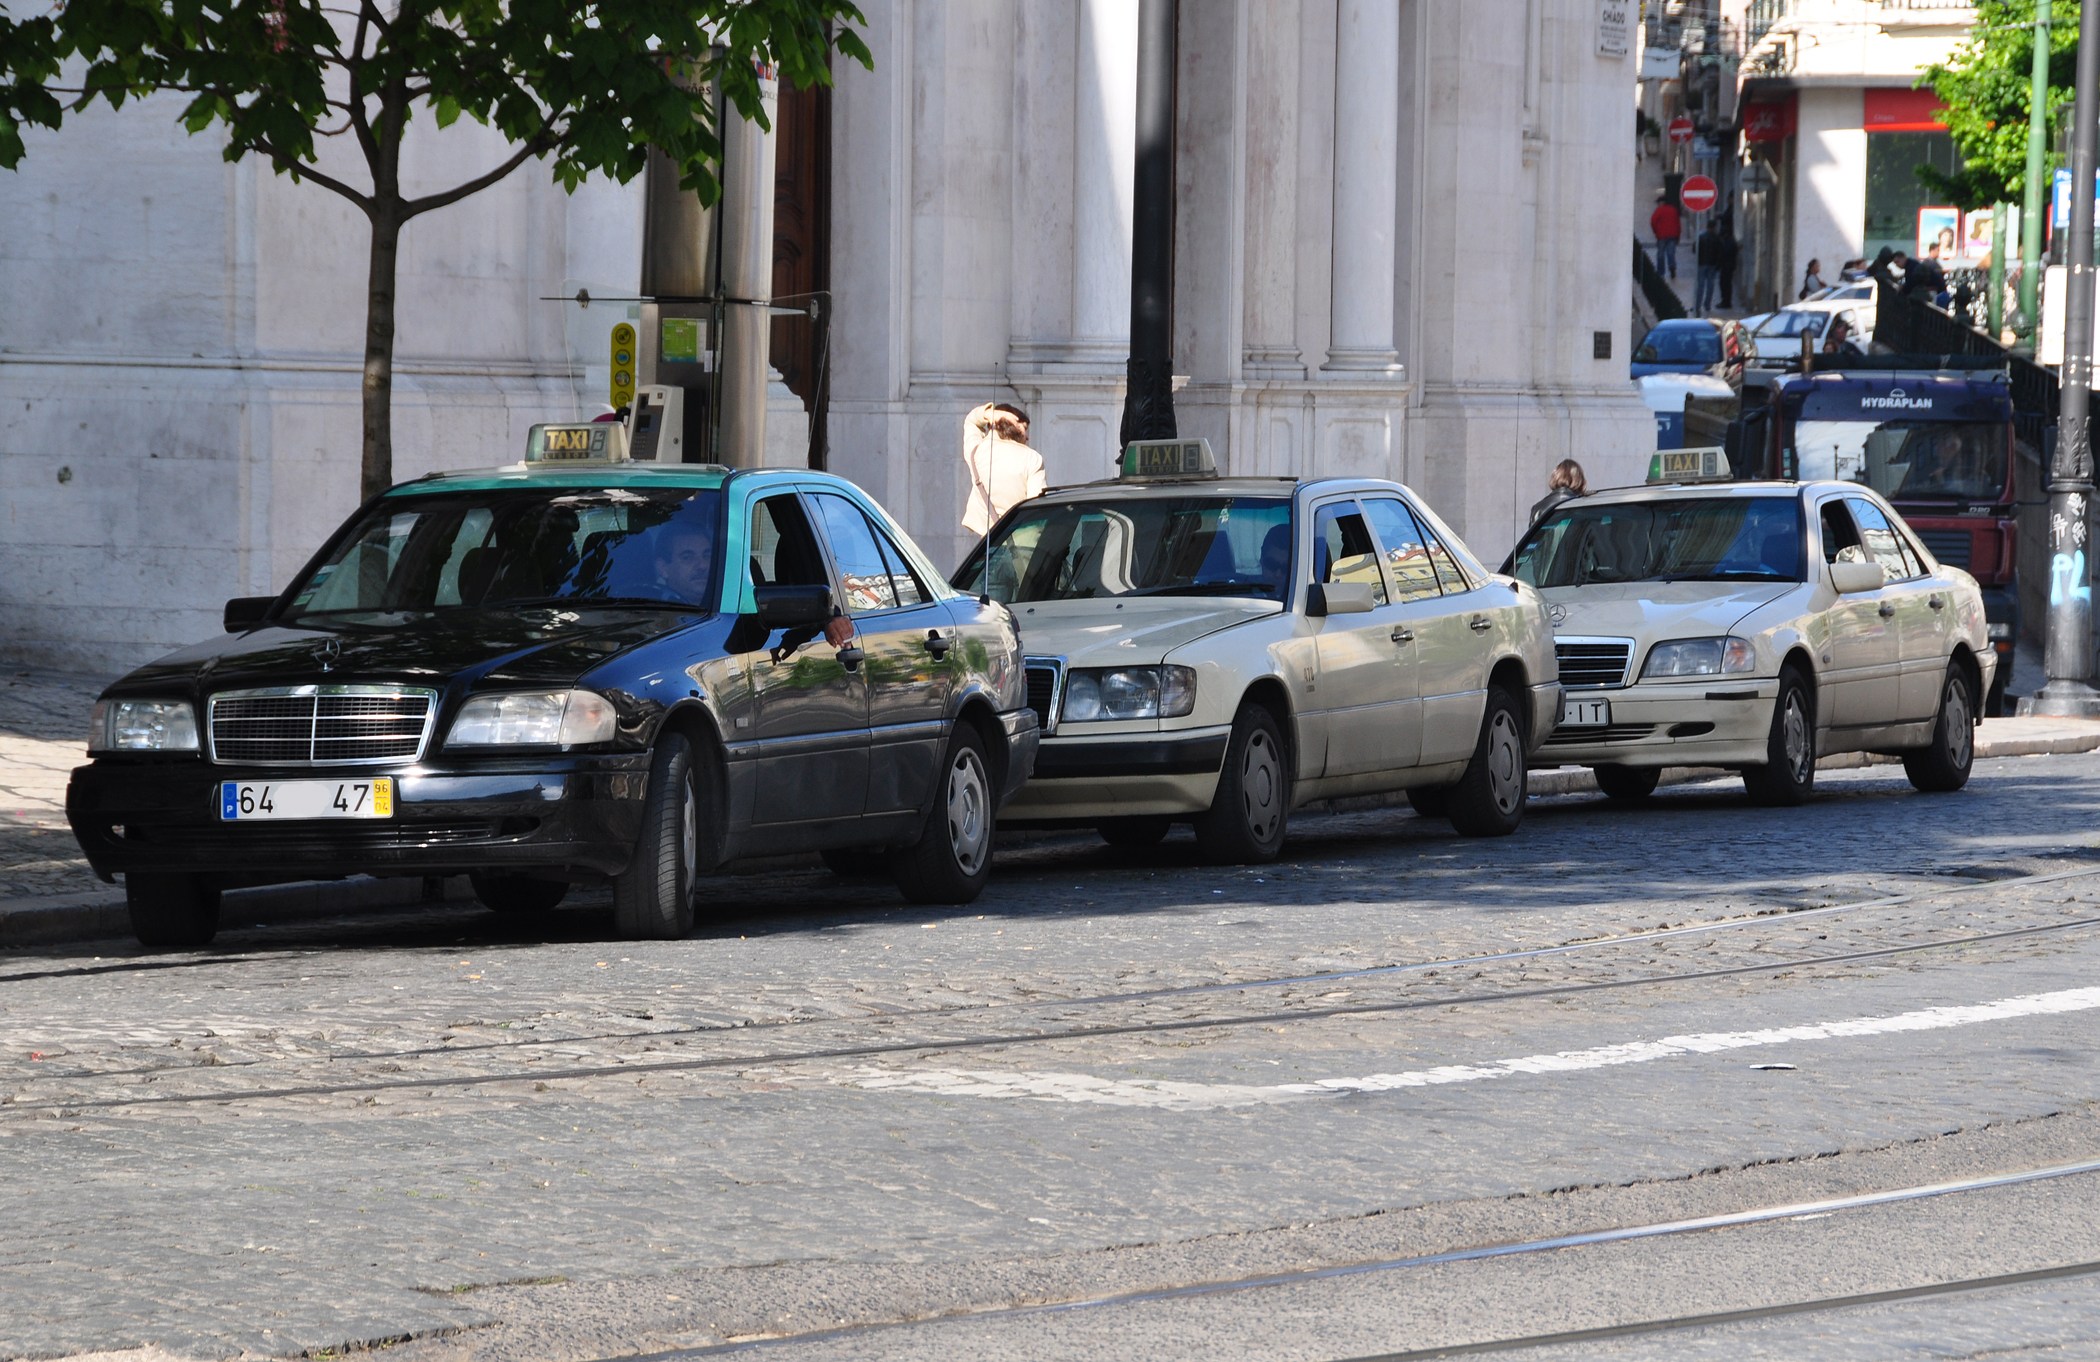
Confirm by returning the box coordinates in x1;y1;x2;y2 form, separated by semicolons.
1560;696;1611;728
219;778;394;821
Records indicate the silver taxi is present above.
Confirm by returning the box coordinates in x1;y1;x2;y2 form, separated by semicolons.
1504;455;1991;804
952;440;1560;862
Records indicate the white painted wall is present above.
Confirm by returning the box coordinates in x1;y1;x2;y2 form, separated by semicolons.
1793;87;1868;290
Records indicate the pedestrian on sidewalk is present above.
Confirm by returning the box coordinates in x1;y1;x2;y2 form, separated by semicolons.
1530;460;1588;526
1650;190;1682;280
1717;216;1740;309
961;401;1046;539
1799;258;1827;299
1693;219;1722;313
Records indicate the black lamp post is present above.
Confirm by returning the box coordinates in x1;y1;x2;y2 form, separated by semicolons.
1119;0;1178;448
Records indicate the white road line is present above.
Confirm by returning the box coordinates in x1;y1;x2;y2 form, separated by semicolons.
829;986;2100;1111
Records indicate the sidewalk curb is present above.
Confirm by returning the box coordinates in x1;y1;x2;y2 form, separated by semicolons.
9;724;2100;951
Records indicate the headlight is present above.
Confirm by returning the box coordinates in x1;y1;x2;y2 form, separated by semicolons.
89;698;199;753
1060;666;1198;722
445;690;618;748
1640;636;1756;680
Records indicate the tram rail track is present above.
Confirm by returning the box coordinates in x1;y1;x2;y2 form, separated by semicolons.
626;1156;2100;1358
8;854;2100;1095
8;901;2099;1114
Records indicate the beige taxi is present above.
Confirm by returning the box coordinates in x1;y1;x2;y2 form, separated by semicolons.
952;440;1561;862
1504;455;1992;804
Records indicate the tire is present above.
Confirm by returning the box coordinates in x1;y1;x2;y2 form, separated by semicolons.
1195;704;1291;865
1903;662;1975;793
1743;666;1816;806
1447;687;1527;837
470;873;568;915
1404;786;1450;820
892;724;996;905
1593;763;1661;801
126;873;220;950
612;733;700;940
1098;817;1172;849
820;847;890;877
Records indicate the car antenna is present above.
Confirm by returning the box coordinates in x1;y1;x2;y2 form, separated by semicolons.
973;390;997;606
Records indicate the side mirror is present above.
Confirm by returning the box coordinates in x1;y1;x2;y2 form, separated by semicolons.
754;583;833;630
1829;560;1886;594
1306;580;1379;616
224;596;275;632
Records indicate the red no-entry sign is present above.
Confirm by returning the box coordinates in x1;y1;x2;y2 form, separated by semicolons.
1679;175;1719;213
1667;115;1695;144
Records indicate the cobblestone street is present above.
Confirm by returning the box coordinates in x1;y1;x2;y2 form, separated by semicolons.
7;750;2100;1360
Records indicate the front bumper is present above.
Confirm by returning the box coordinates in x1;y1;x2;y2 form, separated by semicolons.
1001;725;1230;821
66;751;655;886
1530;678;1779;769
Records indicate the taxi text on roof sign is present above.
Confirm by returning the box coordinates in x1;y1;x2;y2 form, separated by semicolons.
1121;437;1217;479
526;422;630;464
1646;447;1729;484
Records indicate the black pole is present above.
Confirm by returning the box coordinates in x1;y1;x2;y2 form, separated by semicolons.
2029;0;2100;716
1119;0;1177;448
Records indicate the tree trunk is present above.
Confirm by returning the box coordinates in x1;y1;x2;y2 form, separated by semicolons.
361;203;402;501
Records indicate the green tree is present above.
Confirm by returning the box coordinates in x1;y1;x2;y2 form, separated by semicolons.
6;1;869;498
1917;0;2077;209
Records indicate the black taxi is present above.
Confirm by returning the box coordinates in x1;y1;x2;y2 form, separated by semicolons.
67;428;1038;948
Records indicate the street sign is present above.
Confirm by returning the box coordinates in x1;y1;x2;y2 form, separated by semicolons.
1597;0;1631;57
1667;115;1695;144
1679;175;1719;213
609;322;637;413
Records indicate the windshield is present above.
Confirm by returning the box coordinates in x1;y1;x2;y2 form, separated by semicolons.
1636;327;1720;364
954;494;1293;603
282;487;724;619
1754;311;1828;339
1508;496;1804;588
1792;420;2008;501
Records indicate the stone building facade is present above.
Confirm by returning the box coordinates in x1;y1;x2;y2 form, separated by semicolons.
0;0;1648;675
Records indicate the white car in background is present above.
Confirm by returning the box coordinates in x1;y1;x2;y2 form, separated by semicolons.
1503;462;1991;806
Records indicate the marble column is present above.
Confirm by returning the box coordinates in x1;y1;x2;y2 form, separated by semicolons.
1323;0;1402;372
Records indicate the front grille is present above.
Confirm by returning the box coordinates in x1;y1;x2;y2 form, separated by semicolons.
1555;639;1634;689
1916;528;1971;569
1023;658;1064;735
1543;723;1658;746
209;685;438;766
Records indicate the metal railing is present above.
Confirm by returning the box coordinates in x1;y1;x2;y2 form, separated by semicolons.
1635;237;1687;325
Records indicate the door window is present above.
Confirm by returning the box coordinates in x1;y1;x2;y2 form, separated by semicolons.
1361;498;1443;603
871;526;929;607
812;493;902;613
1845;497;1917;582
1312;502;1389;605
750;494;830;589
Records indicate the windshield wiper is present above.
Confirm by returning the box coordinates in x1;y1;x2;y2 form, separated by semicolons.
1123;583;1280;598
1665;570;1793;582
485;596;702;612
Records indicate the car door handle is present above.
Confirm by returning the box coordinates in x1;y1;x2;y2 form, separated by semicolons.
838;644;866;672
1468;616;1493;633
925;630;953;658
1391;627;1415;644
1928;594;1945;610
1878;602;1897;618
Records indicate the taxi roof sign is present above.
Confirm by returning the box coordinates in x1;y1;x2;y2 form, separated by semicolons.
1120;437;1217;480
1646;447;1729;484
526;421;629;464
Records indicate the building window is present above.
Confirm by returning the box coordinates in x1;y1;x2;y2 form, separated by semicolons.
1864;131;1961;262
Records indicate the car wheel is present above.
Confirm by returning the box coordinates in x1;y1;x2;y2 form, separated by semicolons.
612;733;700;940
1903;662;1975;793
1448;687;1527;837
1593;763;1660;801
893;724;996;905
126;872;220;950
1195;704;1291;865
1743;666;1816;806
1404;786;1450;820
820;847;890;877
470;873;568;916
1098;817;1173;849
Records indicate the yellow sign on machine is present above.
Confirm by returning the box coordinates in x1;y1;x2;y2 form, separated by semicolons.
609;322;637;413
